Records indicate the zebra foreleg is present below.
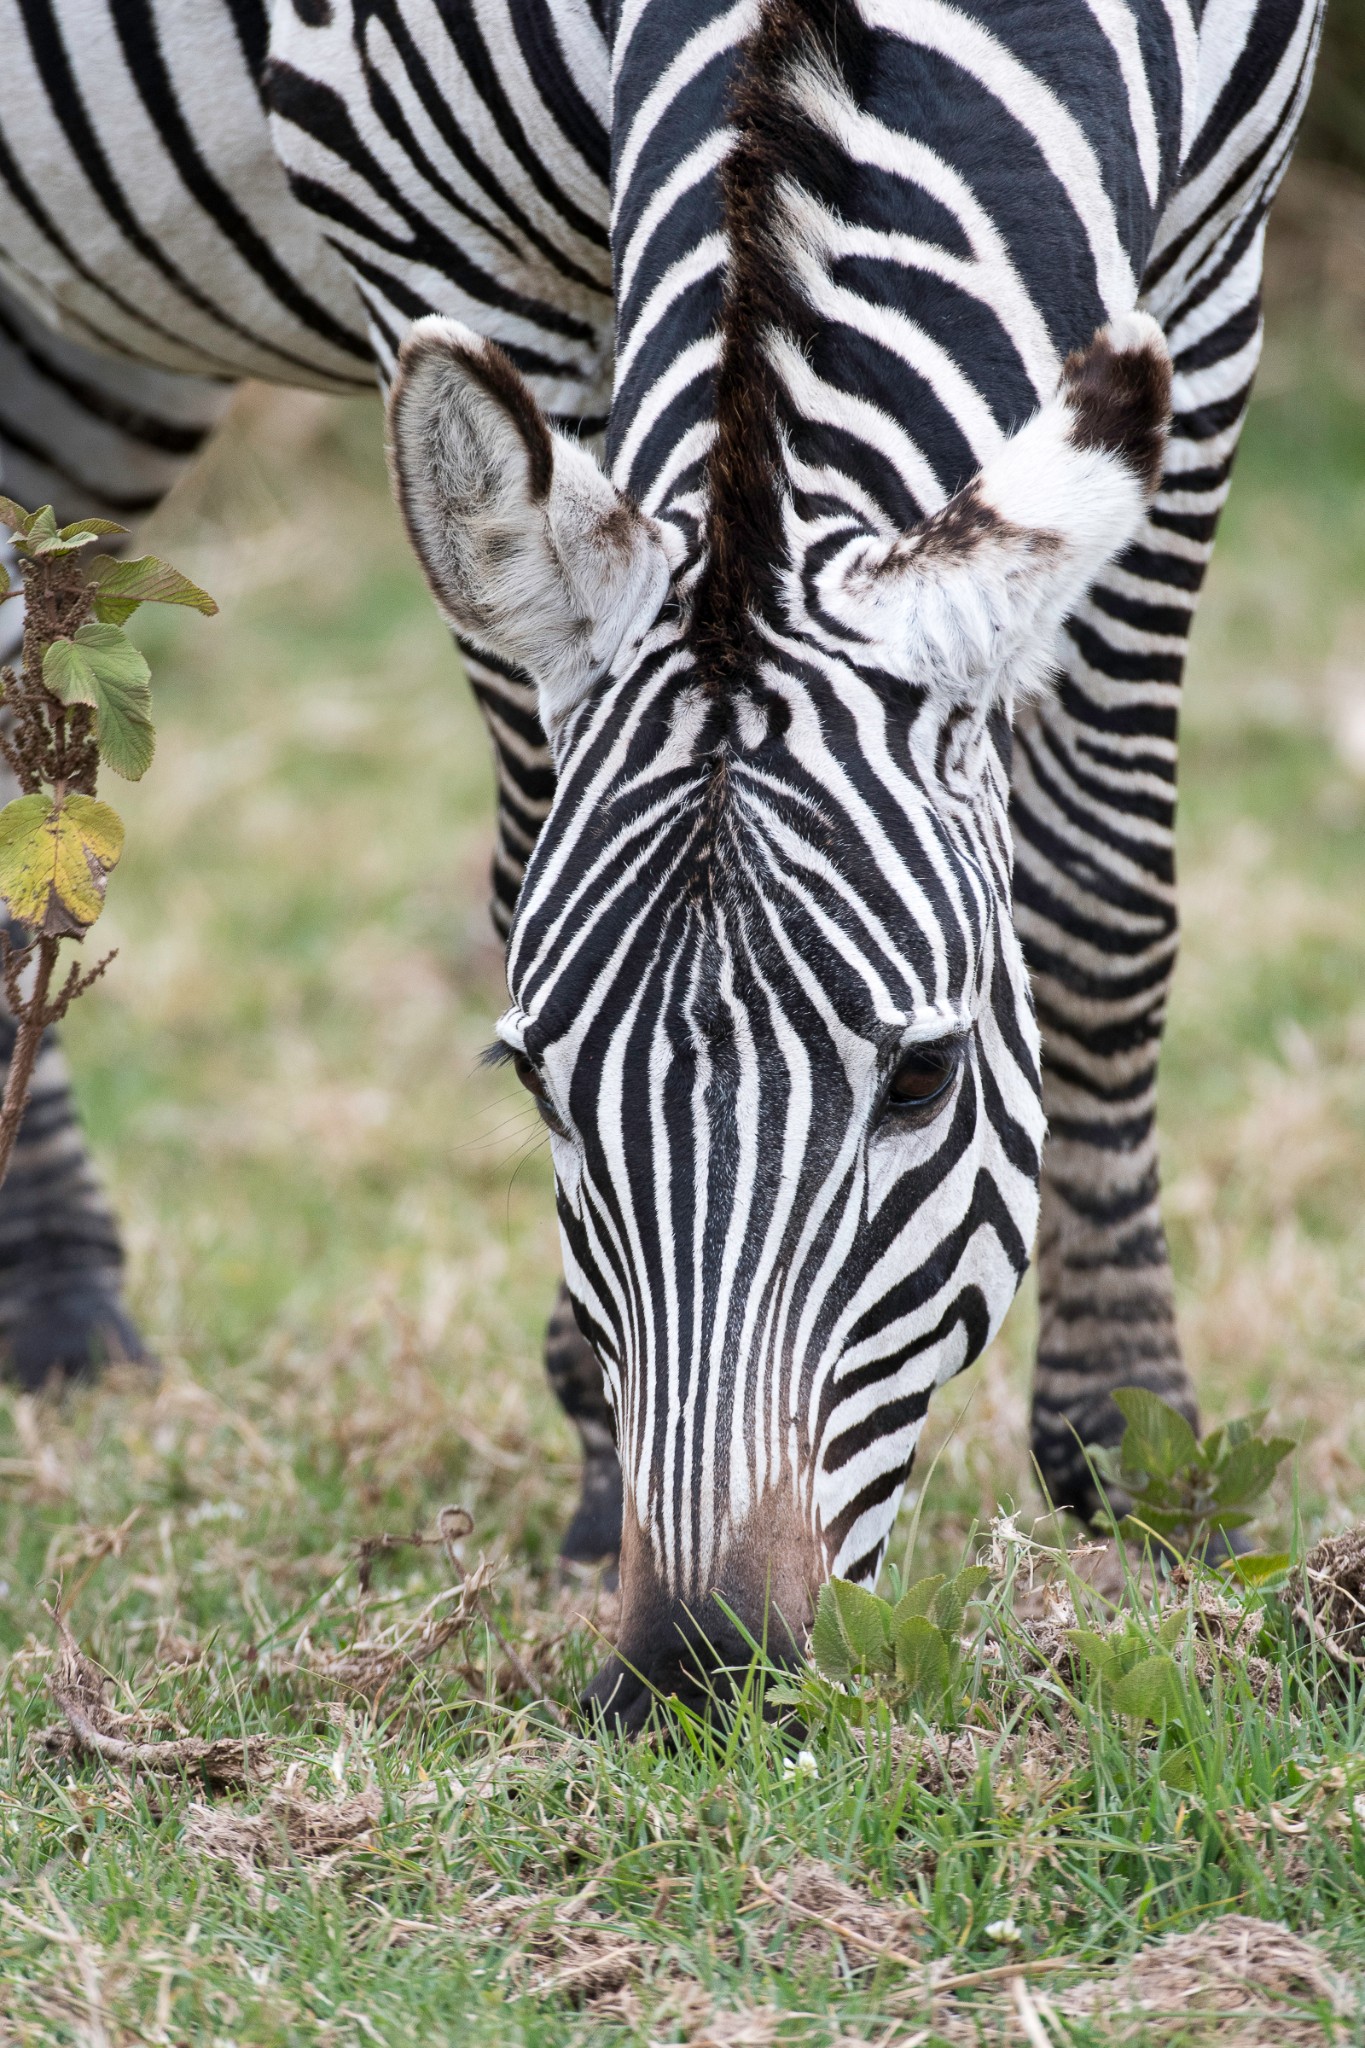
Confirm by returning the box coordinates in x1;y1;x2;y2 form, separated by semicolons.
1012;285;1264;1520
450;641;622;1564
0;281;234;1385
544;1282;622;1566
1012;653;1196;1519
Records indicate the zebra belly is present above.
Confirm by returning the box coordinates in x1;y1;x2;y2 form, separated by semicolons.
0;0;373;390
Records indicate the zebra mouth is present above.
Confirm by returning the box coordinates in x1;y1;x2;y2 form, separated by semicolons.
579;1598;804;1736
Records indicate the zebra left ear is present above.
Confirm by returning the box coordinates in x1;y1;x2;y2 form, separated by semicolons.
819;312;1171;709
388;317;671;737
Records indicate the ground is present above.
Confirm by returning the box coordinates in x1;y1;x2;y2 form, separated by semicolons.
1;167;1364;2044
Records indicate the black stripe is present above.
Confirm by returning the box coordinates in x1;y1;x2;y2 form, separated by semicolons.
106;0;371;362
11;0;361;380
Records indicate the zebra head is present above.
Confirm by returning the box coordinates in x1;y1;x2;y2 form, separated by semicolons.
389;307;1169;1729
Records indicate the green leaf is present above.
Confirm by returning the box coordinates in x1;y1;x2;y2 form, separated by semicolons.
1066;1629;1120;1681
1223;1411;1269;1450
58;518;126;542
810;1579;895;1680
891;1575;945;1627
43;624;155;781
1087;1443;1125;1486
1212;1437;1294;1510
20;506;61;553
1105;1633;1155;1682
1219;1551;1292;1589
1159;1744;1198;1791
0;561;8;601
0;496;30;533
929;1566;992;1644
1204;1510;1256;1535
893;1614;951;1702
809;1591;853;1680
833;1580;895;1675
1119;1508;1200;1543
1113;1389;1199;1483
88;553;216;622
0;792;124;935
1155;1612;1186;1653
1107;1653;1183;1723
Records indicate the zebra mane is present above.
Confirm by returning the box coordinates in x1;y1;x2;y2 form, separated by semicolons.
688;0;870;692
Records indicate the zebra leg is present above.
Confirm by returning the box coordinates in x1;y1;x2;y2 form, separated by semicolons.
545;1282;623;1564
1013;281;1265;1520
457;641;623;1563
0;281;234;1385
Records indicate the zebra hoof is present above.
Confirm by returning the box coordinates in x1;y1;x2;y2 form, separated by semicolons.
4;1285;149;1392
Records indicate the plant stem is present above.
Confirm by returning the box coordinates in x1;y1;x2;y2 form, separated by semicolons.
0;934;57;1183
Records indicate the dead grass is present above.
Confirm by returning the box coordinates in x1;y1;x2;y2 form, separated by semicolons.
1045;1915;1348;2045
1289;1525;1365;1670
37;1605;276;1789
183;1780;383;1883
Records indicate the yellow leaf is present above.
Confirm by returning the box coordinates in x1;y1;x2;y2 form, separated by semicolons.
0;793;124;936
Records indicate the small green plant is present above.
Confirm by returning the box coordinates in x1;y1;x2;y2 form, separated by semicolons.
1066;1611;1187;1726
0;497;214;1183
1087;1388;1294;1565
779;1564;993;1729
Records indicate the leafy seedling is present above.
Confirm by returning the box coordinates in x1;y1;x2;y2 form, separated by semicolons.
0;497;215;1183
1066;1610;1188;1726
777;1565;993;1730
1087;1388;1294;1565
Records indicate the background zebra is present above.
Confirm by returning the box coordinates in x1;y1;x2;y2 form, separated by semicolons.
0;0;1324;1720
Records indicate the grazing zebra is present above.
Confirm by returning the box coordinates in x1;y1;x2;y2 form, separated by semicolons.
0;0;1323;1722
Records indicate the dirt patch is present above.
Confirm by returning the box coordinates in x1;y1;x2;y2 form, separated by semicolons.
270;1546;498;1704
1288;1524;1365;1671
183;1784;382;1883
746;1858;922;1971
527;1918;650;2003
1046;1915;1349;2045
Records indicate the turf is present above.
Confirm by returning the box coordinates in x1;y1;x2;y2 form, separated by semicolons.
2;185;1364;2042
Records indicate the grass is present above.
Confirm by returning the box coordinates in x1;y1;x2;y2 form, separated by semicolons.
3;178;1365;2041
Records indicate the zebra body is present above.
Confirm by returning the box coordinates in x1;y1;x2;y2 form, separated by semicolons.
0;0;1323;1721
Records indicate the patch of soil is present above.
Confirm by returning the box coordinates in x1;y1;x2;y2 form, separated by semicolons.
746;1858;922;1971
1288;1524;1365;1670
1046;1914;1349;2045
183;1785;382;1882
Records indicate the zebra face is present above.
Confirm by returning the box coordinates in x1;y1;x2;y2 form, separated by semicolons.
389;310;1171;1728
498;662;1038;1723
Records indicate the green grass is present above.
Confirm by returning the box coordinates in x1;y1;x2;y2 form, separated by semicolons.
3;241;1365;2040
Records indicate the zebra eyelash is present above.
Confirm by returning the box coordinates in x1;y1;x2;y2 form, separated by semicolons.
481;1040;517;1068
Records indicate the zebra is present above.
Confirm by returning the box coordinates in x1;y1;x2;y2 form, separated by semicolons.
0;0;1324;1725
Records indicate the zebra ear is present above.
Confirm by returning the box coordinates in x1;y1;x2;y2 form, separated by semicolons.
388;318;671;736
820;313;1171;709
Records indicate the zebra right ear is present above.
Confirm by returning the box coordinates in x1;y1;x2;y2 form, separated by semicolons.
817;312;1171;711
388;318;671;738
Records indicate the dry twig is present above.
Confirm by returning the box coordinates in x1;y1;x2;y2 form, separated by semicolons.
39;1603;274;1788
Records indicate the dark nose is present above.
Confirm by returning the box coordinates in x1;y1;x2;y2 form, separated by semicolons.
580;1518;818;1734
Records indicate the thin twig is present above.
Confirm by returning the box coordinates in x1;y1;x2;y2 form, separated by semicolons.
747;1867;922;1972
47;948;116;1027
920;1958;1082;2000
0;934;57;1183
747;1871;1082;2006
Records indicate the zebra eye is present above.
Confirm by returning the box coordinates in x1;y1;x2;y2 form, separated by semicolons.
513;1051;568;1137
884;1040;962;1118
